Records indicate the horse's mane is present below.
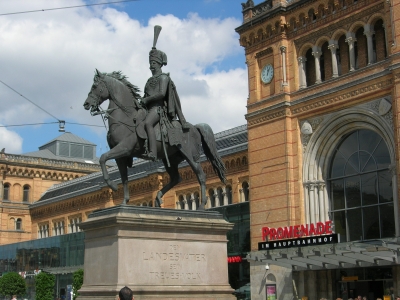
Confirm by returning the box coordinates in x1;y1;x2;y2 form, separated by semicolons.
94;71;141;99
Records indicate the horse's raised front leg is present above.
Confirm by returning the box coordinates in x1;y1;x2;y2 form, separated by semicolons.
155;157;183;207
116;157;130;204
99;137;135;192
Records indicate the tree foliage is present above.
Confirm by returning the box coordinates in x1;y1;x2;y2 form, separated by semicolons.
0;272;27;298
35;272;55;300
72;269;84;300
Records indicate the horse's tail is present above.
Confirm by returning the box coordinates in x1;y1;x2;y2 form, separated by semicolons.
195;123;227;185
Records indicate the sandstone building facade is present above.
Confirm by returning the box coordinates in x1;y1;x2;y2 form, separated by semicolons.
0;133;102;245
236;0;400;299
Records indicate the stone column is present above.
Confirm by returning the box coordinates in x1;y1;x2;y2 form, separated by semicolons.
312;46;322;84
297;56;307;88
190;193;196;210
303;183;311;224
309;183;316;224
239;188;243;203
345;32;357;71
364;24;375;64
222;187;228;206
213;188;220;207
184;199;189;210
328;40;339;78
280;46;288;86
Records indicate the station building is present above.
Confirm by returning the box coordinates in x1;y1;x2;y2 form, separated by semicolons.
0;125;250;299
235;0;400;299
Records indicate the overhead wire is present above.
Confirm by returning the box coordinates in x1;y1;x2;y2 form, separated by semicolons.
0;79;60;122
0;122;104;128
0;0;140;130
0;0;139;16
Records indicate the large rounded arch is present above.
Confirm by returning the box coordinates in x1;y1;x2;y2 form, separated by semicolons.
302;102;397;237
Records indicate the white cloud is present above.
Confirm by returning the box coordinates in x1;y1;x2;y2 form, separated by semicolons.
0;1;247;151
0;126;23;154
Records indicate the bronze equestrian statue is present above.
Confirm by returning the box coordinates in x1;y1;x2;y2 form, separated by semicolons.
83;25;226;209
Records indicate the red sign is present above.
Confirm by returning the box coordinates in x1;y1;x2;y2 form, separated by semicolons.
227;256;243;263
262;221;333;241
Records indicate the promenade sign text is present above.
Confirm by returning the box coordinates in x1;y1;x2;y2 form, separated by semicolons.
258;221;338;250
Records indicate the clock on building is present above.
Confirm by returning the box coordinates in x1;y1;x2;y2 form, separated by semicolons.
261;64;274;84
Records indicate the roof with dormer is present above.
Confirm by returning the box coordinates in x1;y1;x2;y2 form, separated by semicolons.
31;124;248;207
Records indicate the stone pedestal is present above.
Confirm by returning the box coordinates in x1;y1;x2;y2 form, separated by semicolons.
78;205;235;300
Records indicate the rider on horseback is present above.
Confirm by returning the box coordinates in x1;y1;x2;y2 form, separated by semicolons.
140;26;189;161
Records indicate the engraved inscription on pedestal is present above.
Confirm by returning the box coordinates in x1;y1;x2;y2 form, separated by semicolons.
142;244;206;282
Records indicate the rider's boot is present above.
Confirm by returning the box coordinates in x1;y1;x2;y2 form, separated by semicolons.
147;127;157;161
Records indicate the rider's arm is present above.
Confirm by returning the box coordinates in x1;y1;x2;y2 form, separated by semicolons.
142;75;169;106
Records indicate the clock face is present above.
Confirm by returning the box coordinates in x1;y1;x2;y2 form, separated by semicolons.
261;64;274;84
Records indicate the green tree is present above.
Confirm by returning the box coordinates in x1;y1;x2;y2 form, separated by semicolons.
35;272;55;300
0;272;27;298
72;269;84;300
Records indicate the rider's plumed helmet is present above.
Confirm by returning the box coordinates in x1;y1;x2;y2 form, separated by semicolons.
149;48;167;66
149;25;167;66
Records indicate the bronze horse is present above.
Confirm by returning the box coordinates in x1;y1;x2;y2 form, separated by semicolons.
83;70;226;209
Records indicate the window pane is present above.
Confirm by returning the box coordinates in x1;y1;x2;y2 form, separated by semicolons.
378;170;393;203
330;151;346;178
360;151;375;172
331;180;345;209
361;173;378;206
339;131;358;159
374;140;391;169
358;129;380;154
345;153;359;175
347;208;362;241
333;211;347;242
345;176;361;208
363;206;379;239
380;203;395;238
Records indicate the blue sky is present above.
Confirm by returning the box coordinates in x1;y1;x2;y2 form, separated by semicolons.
0;0;249;156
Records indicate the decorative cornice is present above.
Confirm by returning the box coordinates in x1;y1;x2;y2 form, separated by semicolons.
292;78;393;115
247;109;287;127
255;47;274;59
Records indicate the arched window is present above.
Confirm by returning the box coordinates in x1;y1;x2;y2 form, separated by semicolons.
209;189;216;208
194;192;200;209
23;185;30;202
226;186;233;205
355;27;367;69
3;183;10;201
305;48;315;86
179;195;185;210
373;19;387;62
328;129;395;242
242;182;250;202
16;218;22;230
187;194;193;210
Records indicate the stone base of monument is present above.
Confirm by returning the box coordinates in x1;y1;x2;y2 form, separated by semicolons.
77;205;235;300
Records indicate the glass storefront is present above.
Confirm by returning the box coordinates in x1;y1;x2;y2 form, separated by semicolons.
0;232;85;299
335;267;394;300
209;202;251;299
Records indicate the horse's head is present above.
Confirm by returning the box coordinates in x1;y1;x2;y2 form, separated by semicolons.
83;69;110;115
